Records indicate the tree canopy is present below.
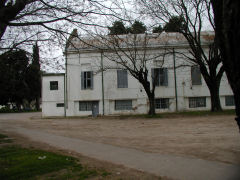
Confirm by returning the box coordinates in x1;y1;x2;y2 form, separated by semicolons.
108;21;127;35
129;21;146;34
0;44;41;110
163;16;185;32
108;20;146;35
0;49;29;108
153;25;163;33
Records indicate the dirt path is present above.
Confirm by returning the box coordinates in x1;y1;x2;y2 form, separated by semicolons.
0;112;240;179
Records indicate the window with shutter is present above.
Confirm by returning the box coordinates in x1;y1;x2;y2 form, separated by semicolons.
191;66;202;85
81;71;93;89
152;68;168;86
117;70;128;88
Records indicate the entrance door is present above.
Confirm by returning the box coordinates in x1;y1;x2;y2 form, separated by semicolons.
92;101;99;117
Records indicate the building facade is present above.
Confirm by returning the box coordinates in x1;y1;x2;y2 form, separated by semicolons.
42;32;234;117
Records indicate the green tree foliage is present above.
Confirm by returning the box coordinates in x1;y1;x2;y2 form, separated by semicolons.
25;42;41;110
108;20;147;35
0;50;29;108
128;21;146;34
163;16;185;32
153;25;163;33
108;21;127;35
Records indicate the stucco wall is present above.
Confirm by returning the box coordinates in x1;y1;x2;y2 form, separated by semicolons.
42;74;65;117
42;37;235;117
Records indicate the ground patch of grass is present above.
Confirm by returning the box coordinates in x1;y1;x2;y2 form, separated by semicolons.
0;107;41;113
0;146;109;180
117;109;235;119
0;134;13;144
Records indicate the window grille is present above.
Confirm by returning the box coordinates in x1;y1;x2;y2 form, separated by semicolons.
189;97;206;108
79;101;92;111
155;98;169;109
115;100;132;110
225;96;235;106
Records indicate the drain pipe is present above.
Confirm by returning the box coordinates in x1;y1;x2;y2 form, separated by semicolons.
101;51;105;115
173;48;178;112
64;48;68;117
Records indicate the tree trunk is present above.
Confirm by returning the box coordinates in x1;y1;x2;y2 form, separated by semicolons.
200;65;223;112
148;93;156;115
211;0;240;130
35;97;40;111
233;88;240;131
0;23;7;40
209;85;222;112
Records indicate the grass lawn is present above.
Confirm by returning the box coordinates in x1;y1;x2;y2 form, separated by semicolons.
117;109;236;119
0;134;110;180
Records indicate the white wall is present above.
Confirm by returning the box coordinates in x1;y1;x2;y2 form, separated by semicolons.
42;74;65;117
42;36;235;117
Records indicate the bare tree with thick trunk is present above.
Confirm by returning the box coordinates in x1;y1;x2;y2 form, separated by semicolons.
210;0;240;130
138;0;224;112
97;34;168;115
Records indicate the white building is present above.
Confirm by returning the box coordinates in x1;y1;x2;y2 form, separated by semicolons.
42;32;234;117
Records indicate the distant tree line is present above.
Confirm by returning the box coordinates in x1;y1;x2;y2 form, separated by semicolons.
0;43;41;110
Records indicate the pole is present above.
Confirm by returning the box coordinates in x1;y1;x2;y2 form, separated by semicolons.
101;51;105;115
173;48;178;112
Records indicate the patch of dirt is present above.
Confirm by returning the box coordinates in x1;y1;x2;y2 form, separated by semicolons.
1;131;170;180
1;112;240;165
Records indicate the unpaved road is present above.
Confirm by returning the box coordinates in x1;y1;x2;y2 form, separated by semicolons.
0;112;240;180
1;112;239;164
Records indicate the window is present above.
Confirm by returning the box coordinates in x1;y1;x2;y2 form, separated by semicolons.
81;71;93;89
155;98;169;109
117;70;128;88
189;97;206;108
50;81;58;90
225;96;235;106
152;68;168;86
191;66;202;85
79;101;92;111
115;100;132;110
56;103;64;107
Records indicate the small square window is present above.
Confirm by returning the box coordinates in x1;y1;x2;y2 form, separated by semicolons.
50;81;58;90
56;103;64;107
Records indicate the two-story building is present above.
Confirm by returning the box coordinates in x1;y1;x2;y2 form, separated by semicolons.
42;32;234;117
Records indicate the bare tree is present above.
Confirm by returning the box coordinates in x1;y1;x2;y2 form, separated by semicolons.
70;31;169;115
210;0;240;130
0;0;110;51
138;0;224;112
102;34;170;115
0;0;117;73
